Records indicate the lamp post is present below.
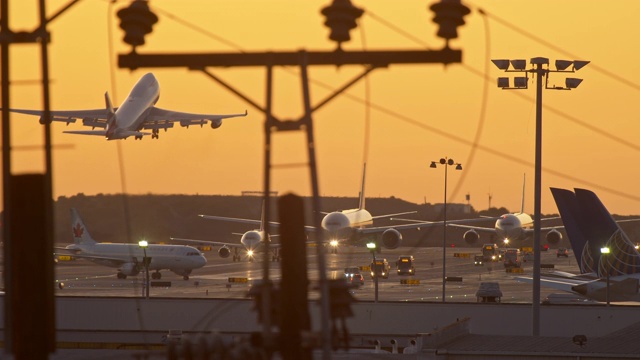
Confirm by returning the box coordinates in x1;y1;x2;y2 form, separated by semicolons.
430;157;462;302
492;57;588;335
366;242;378;303
139;240;150;299
601;246;610;306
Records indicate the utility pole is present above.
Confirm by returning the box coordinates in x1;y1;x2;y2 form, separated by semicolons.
116;0;470;356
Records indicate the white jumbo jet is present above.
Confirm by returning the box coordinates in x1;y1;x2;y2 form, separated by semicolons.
4;72;247;140
60;208;207;280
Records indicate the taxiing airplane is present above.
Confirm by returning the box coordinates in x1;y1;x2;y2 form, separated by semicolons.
184;164;492;261
441;180;563;246
4;72;247;140
170;202;282;262
60;208;207;280
515;188;640;302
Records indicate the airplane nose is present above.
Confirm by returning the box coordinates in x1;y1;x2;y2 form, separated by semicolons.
321;212;350;232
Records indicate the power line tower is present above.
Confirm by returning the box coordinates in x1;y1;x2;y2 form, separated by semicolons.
116;0;470;357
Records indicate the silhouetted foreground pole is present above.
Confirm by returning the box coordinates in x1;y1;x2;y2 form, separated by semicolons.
7;175;55;359
279;194;312;360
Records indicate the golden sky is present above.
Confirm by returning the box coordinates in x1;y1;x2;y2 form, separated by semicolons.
6;1;640;215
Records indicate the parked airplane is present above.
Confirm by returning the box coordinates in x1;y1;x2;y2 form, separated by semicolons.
60;208;207;280
170;202;282;262
185;164;491;260
515;188;640;302
3;72;247;140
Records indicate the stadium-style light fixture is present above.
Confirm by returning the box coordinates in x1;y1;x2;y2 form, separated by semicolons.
566;78;583;89
555;60;573;71
573;60;590;71
510;59;527;70
492;56;588;336
491;59;510;70
514;77;528;88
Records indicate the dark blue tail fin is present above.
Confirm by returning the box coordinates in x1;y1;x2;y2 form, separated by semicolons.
551;187;640;276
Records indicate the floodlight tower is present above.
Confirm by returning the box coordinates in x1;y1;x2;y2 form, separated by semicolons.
492;57;588;336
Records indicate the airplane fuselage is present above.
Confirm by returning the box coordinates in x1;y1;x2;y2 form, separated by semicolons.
241;230;266;250
321;209;373;239
67;243;206;271
495;213;533;241
109;72;160;139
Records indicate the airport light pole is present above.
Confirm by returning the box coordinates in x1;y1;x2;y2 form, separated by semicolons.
430;158;462;302
139;240;150;299
492;57;589;335
601;246;610;306
367;242;379;303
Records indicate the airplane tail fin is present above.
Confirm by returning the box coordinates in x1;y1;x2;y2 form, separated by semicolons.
550;188;589;272
520;174;526;214
259;199;266;232
551;187;640;276
105;92;116;129
358;163;367;210
70;208;97;245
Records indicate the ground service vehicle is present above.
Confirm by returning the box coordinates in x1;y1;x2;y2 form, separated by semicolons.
396;255;415;275
474;255;484;266
482;243;501;262
503;248;522;269
344;267;364;287
370;258;390;279
556;248;569;258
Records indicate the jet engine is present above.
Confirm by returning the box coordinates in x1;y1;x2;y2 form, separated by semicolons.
381;229;402;249
171;268;192;277
119;263;140;276
463;229;480;244
210;119;222;129
546;229;563;244
218;246;231;258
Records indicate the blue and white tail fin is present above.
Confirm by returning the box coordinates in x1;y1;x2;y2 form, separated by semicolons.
551;188;640;276
70;208;97;245
358;163;367;210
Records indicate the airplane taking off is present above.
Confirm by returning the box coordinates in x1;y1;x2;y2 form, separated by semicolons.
3;72;247;140
171;202;282;262
515;188;640;302
61;208;206;279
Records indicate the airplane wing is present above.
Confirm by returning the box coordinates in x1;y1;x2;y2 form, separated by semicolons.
143;107;247;130
6;108;109;126
371;211;417;220
54;252;131;266
359;217;499;235
199;214;316;232
170;237;282;249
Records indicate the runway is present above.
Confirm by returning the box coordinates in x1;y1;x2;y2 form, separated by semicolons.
55;244;585;304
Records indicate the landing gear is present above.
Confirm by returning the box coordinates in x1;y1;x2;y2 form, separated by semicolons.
151;272;162;280
151;129;159;139
134;135;142;140
183;275;189;280
117;272;127;279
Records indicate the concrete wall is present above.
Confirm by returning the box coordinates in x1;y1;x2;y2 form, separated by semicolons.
3;297;638;342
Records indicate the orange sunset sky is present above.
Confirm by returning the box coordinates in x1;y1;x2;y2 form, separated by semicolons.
5;1;640;215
